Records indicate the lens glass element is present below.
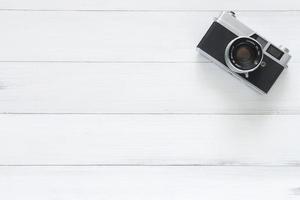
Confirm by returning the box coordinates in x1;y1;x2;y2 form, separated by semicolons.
234;44;257;70
228;37;263;71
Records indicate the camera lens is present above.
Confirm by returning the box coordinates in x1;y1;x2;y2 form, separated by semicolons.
234;44;257;70
225;37;263;73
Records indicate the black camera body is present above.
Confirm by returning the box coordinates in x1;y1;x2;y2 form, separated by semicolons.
197;11;291;94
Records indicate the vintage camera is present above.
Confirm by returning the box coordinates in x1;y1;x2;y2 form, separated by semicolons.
197;11;291;94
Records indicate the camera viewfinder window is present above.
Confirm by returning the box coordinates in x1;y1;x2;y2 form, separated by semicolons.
267;44;284;60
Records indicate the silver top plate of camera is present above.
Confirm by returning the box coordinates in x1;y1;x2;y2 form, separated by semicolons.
216;11;291;68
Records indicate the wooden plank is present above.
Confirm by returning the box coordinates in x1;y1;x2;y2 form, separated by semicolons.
0;0;299;10
0;62;299;113
0;166;300;199
0;11;298;62
0;114;299;165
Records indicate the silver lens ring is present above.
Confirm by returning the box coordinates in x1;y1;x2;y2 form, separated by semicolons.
225;36;263;74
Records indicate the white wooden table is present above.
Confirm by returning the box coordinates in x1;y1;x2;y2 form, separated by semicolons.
0;0;300;199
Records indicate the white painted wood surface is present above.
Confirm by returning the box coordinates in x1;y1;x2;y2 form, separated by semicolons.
0;62;299;113
0;0;300;198
0;11;298;62
0;0;299;10
0;11;299;113
1;166;300;199
0;114;299;165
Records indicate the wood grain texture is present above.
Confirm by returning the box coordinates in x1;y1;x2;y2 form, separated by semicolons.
0;11;298;62
0;0;300;10
0;166;300;199
0;114;299;165
0;62;299;113
0;0;299;198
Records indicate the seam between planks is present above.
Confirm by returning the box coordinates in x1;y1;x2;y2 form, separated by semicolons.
0;61;212;63
0;113;300;115
0;61;299;64
0;164;299;167
0;9;300;12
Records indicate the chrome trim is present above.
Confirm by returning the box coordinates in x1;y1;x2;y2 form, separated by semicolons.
196;11;291;94
215;11;291;68
215;11;255;36
224;36;263;75
197;48;266;94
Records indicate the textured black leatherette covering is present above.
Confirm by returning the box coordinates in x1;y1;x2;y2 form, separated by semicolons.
197;22;284;93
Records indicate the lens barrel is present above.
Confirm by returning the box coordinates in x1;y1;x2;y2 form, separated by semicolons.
225;37;263;74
